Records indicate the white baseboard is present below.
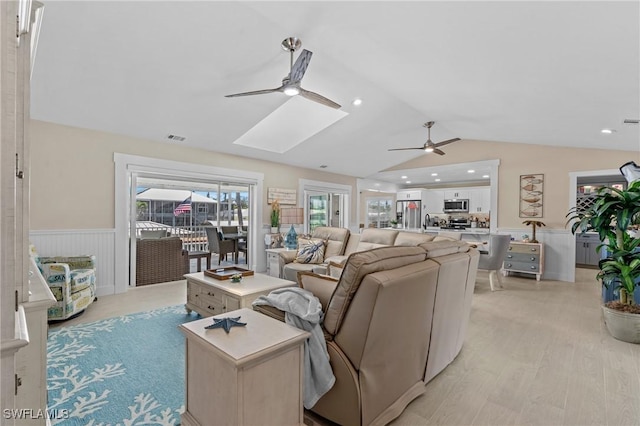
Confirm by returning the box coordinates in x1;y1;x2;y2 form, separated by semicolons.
30;229;117;295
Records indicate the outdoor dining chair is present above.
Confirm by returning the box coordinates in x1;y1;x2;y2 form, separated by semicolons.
205;227;235;265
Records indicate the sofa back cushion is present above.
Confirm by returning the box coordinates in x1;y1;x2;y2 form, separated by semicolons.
311;226;350;259
353;228;399;252
323;246;426;336
419;240;470;258
394;232;436;246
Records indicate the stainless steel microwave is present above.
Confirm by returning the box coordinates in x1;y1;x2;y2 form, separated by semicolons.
443;199;469;213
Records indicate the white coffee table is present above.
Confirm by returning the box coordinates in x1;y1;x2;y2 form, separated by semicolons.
184;272;296;317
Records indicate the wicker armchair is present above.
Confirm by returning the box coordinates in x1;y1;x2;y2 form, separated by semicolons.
136;237;189;286
37;254;96;321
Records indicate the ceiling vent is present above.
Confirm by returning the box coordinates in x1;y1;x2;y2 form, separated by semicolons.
623;119;639;124
166;134;186;142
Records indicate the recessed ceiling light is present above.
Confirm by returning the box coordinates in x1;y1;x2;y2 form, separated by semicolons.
468;169;475;173
406;181;412;184
352;98;363;106
601;128;615;134
482;174;490;178
431;173;438;176
435;178;441;182
401;175;408;179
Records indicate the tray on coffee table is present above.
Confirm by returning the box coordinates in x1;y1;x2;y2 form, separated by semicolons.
204;266;254;280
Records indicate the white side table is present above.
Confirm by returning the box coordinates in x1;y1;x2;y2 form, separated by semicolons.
265;248;293;278
180;308;309;426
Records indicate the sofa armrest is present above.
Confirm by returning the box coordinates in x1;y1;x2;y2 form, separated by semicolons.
298;272;339;310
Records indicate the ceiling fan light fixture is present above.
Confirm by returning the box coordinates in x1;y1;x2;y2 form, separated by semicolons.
284;86;299;96
424;146;434;153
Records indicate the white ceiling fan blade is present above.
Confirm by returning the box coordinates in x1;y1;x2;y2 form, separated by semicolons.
433;137;461;147
299;88;341;109
225;86;284;98
290;49;312;84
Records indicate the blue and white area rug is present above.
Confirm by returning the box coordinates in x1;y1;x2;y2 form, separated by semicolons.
47;305;199;425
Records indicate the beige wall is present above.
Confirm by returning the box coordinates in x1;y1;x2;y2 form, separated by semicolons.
386;140;639;229
30;120;640;231
30;120;357;230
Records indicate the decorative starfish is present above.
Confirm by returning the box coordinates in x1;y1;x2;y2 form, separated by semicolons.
205;316;246;334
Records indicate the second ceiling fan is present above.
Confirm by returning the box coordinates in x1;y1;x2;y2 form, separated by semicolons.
388;121;460;155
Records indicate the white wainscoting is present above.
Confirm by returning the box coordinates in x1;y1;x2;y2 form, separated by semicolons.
498;228;576;282
29;229;116;296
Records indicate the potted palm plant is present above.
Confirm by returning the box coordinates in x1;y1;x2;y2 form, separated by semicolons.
567;162;640;343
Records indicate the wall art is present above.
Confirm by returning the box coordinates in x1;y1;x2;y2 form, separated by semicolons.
519;174;544;218
267;187;297;205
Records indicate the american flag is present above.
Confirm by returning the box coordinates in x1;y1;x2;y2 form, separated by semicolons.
173;197;192;216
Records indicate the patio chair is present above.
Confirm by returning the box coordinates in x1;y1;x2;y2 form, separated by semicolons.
220;226;239;237
205;227;236;265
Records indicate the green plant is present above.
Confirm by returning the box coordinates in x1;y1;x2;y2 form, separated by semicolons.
567;180;640;305
270;200;280;228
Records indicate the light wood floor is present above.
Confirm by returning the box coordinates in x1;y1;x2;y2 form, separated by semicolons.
55;268;640;425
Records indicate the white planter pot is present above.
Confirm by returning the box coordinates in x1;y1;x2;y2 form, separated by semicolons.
602;305;640;344
271;227;279;234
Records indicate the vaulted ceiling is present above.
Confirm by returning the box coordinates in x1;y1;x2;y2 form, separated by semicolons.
30;1;640;184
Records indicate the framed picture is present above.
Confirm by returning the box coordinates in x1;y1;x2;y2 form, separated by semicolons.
267;187;297;205
519;174;544;218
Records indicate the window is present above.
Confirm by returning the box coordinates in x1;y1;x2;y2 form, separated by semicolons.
366;198;393;229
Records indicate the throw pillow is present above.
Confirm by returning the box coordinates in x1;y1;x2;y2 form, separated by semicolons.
295;238;326;264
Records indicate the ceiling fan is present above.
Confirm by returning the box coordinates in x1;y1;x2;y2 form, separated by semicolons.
225;37;341;109
388;121;461;155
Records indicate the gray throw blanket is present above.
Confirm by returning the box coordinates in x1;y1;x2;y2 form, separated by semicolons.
252;287;335;409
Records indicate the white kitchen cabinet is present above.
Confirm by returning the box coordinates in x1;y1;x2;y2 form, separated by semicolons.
575;233;601;266
469;187;491;213
397;189;423;200
444;190;470;200
423;190;444;214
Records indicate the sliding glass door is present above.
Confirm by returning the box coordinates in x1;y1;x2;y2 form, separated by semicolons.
305;191;347;232
131;176;252;286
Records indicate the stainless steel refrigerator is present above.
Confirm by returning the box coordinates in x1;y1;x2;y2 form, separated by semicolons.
396;200;422;229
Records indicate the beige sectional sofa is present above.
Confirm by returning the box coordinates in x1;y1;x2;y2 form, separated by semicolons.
279;227;461;282
256;239;479;425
